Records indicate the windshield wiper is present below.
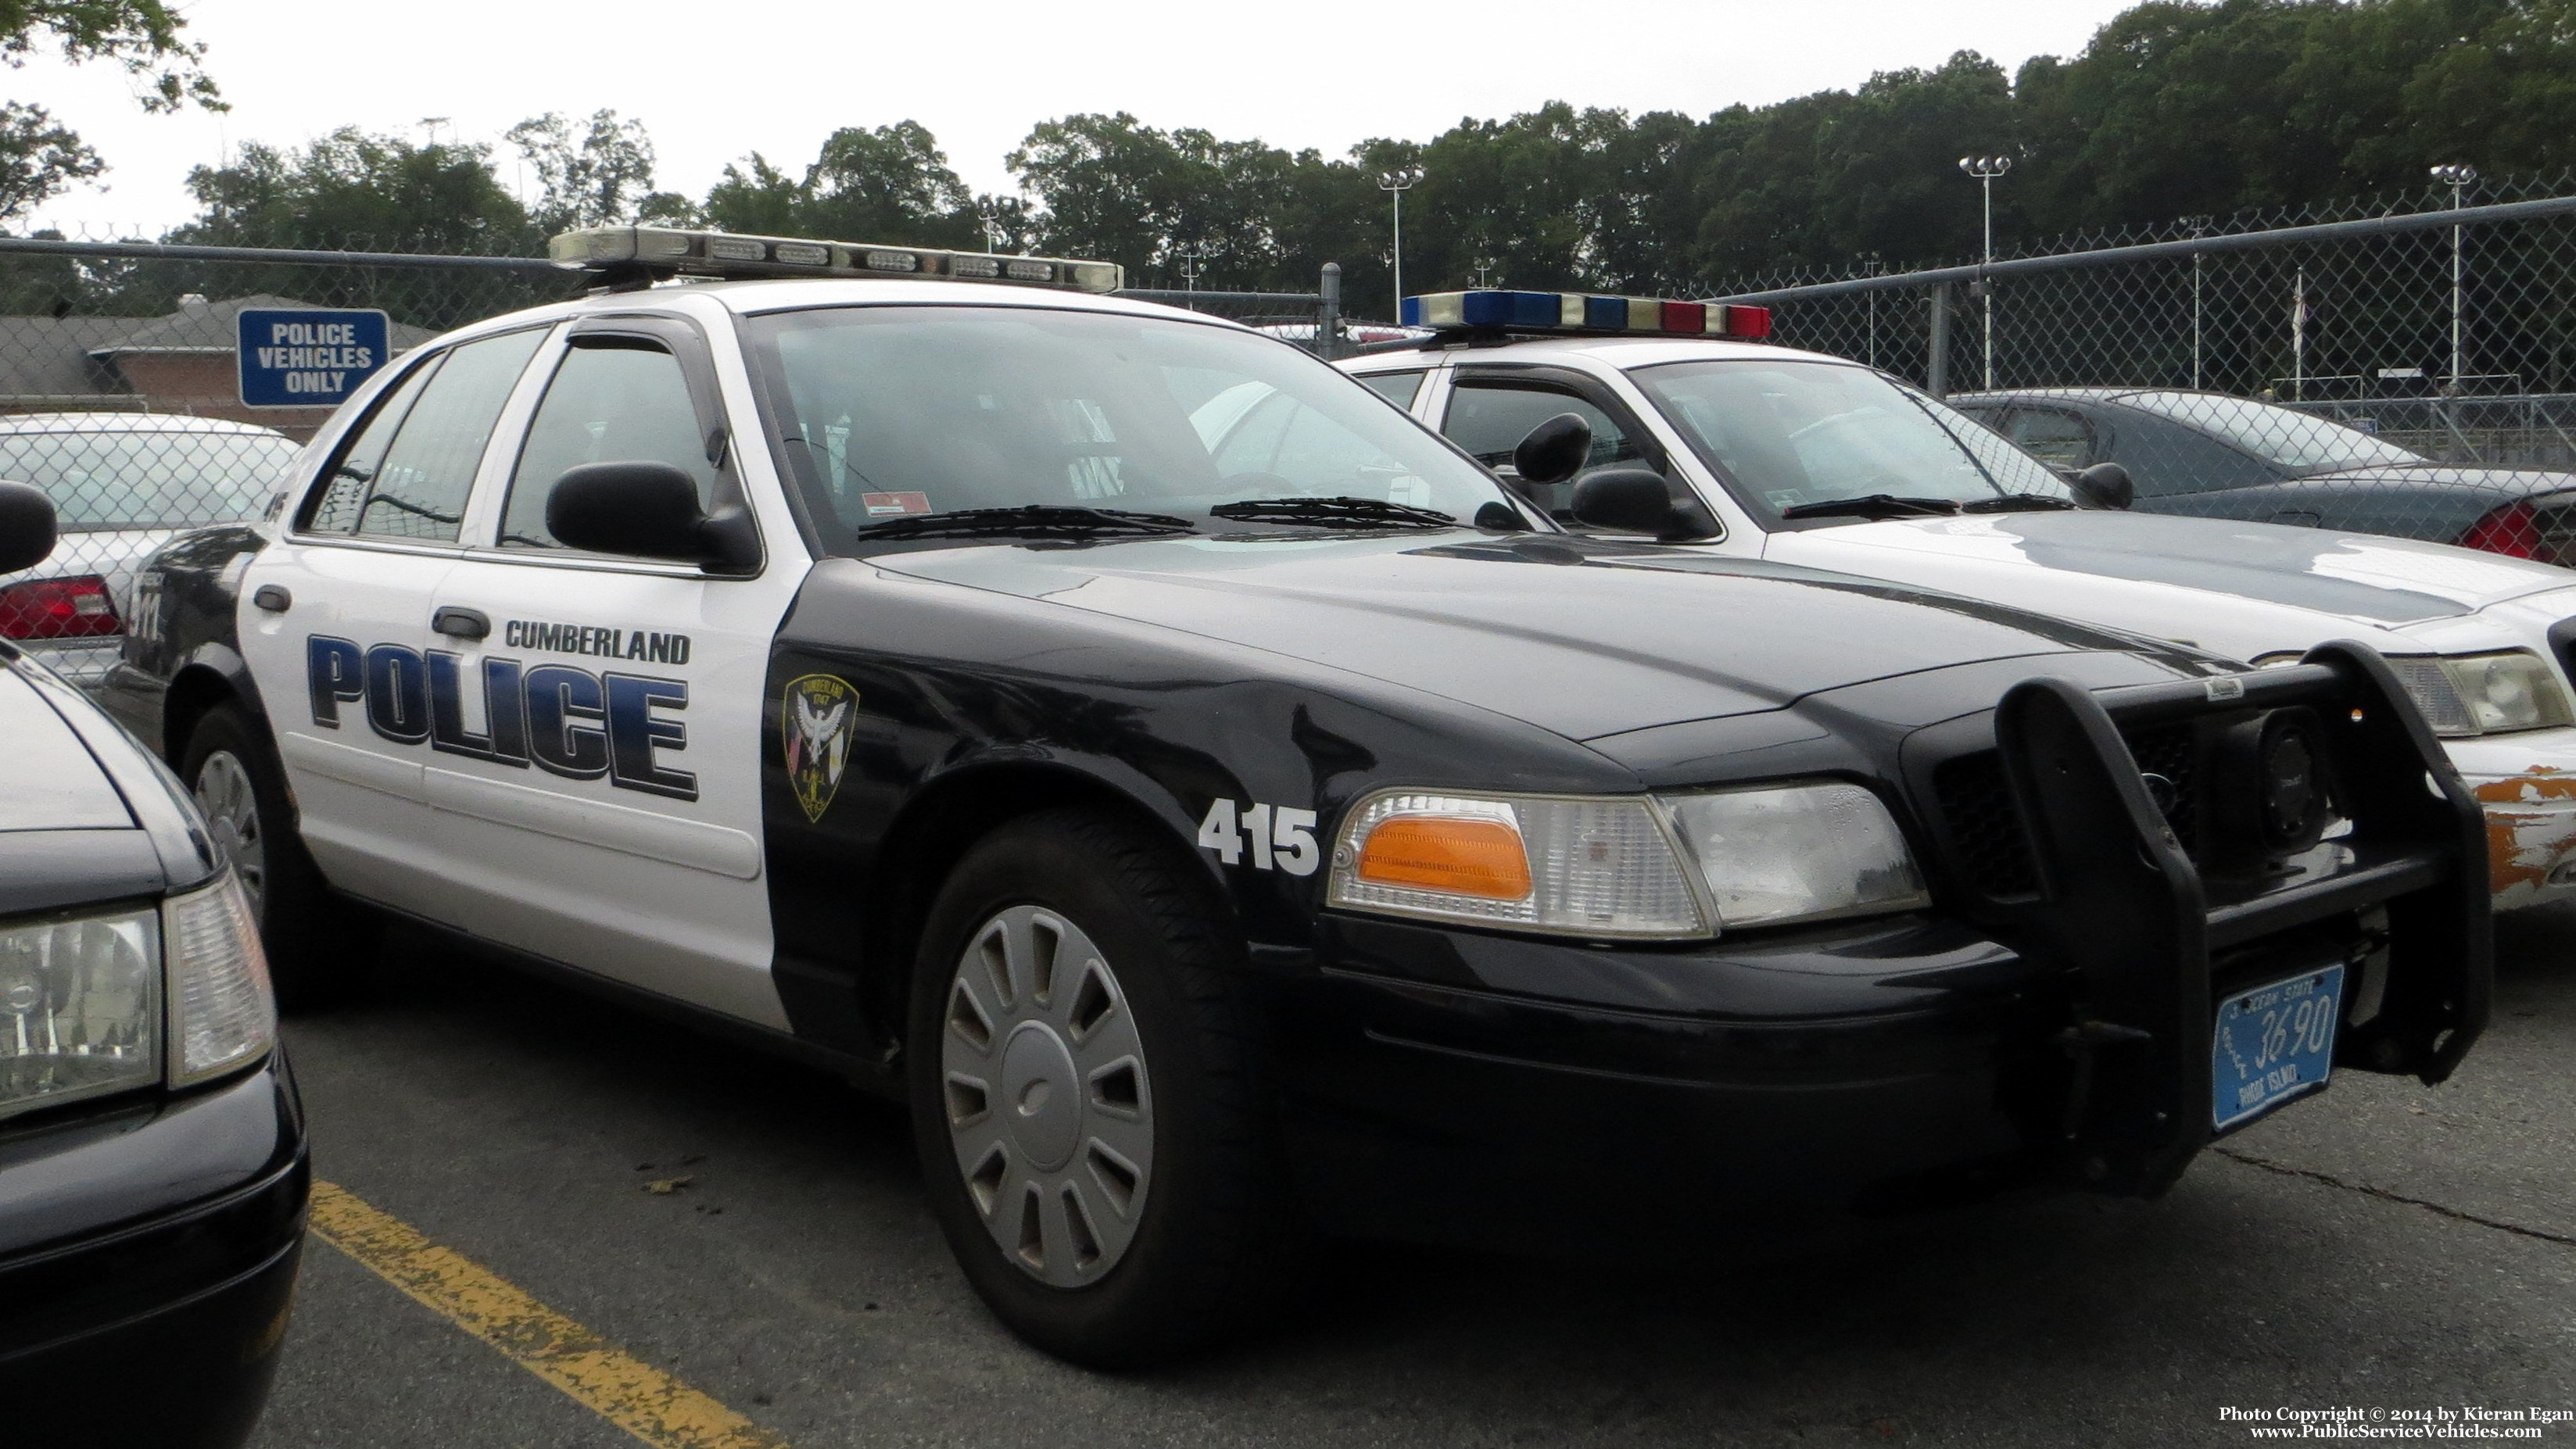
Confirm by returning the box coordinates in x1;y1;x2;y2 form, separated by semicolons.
1961;493;2080;513
1206;496;1456;530
848;505;1197;542
1778;494;1963;521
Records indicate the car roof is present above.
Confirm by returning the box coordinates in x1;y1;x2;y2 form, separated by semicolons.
428;277;1257;350
0;412;295;438
1341;335;1847;372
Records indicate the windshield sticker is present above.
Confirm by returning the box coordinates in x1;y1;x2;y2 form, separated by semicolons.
860;492;933;517
783;674;858;822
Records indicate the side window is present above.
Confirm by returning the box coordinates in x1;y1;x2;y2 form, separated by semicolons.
303;359;435;533
303;328;546;543
1357;370;1426;410
2001;408;2096;469
500;338;718;549
1441;381;1643;475
2107;413;2279;498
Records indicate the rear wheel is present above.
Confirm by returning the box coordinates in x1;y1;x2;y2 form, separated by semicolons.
181;705;375;1008
908;808;1306;1367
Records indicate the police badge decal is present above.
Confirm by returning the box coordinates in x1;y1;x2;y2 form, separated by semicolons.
781;674;858;822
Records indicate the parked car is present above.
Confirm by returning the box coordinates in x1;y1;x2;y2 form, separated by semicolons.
107;227;2484;1366
1947;387;2576;558
1343;292;2576;908
0;413;305;691
0;479;304;1447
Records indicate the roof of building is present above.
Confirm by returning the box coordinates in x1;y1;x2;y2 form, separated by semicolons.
94;294;436;356
0;315;147;398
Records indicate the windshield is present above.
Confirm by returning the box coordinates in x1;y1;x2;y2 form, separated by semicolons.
2111;391;2424;472
0;429;302;531
1628;359;2071;522
745;305;1515;548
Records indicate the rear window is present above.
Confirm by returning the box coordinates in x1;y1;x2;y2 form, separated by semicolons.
0;430;303;531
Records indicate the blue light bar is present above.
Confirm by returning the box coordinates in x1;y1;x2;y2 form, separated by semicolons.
1401;289;1772;340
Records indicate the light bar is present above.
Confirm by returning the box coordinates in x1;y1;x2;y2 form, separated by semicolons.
1399;289;1771;340
548;227;1126;294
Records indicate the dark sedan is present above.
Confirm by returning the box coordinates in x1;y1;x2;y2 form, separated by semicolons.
0;481;306;1447
1951;388;2576;561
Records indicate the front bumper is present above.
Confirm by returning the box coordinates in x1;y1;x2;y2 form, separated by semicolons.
2445;726;2576;909
0;1052;310;1449
1271;648;2487;1254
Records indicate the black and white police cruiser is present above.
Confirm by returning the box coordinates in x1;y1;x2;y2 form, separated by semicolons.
105;230;2488;1365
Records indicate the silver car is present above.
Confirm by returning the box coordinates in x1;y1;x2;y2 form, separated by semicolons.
0;413;304;689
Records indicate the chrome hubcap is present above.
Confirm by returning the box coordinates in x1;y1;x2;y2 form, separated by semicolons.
940;905;1152;1287
192;751;267;913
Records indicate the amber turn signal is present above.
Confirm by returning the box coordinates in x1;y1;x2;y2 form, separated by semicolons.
1354;815;1533;900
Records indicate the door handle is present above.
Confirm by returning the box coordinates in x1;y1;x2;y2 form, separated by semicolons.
251;585;291;613
432;606;490;640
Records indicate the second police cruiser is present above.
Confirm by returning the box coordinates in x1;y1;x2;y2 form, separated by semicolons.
1342;290;2576;911
105;229;2488;1365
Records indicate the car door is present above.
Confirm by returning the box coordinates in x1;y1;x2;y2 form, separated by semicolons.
238;325;550;916
421;314;809;1028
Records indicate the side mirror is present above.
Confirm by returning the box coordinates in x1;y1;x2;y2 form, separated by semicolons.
2073;461;2134;510
1570;467;1692;536
0;480;57;574
1512;413;1593;486
545;461;758;572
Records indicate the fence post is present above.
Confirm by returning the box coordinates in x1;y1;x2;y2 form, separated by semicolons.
1317;262;1342;360
1926;283;1951;398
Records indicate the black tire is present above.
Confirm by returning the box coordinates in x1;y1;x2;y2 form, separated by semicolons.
180;705;377;1010
907;807;1308;1368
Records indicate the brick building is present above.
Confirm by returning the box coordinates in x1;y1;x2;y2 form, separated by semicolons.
0;295;431;440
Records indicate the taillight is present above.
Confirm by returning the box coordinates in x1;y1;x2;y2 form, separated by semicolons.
0;574;121;640
2460;500;2545;560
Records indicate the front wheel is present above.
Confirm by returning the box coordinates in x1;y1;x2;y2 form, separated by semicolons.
908;808;1306;1367
181;705;375;1009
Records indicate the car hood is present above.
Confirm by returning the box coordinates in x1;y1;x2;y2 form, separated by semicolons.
1766;509;2576;654
0;661;133;832
872;531;2198;740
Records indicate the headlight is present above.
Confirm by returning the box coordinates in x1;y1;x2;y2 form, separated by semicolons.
2384;652;2574;737
163;872;275;1086
1326;782;1929;939
1663;782;1931;928
0;907;160;1120
0;871;275;1122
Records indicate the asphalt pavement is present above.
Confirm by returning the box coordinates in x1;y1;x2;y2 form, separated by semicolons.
248;908;2576;1449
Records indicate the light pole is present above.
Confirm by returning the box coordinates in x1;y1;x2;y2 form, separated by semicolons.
2184;215;2210;389
2431;163;2478;392
1958;154;2012;390
1173;240;1210;295
1379;166;1424;319
1471;257;1499;289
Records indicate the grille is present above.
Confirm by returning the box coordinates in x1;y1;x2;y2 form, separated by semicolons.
1931;724;2205;899
1932;752;2040;898
2121;721;2200;858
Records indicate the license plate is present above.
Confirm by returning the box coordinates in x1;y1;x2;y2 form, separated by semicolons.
2211;964;2345;1132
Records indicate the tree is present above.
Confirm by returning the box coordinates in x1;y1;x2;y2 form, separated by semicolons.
0;100;100;223
0;0;218;113
699;122;980;249
507;109;657;232
176;127;536;253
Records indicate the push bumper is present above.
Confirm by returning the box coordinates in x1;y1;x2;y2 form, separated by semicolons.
0;1051;310;1449
1273;646;2486;1251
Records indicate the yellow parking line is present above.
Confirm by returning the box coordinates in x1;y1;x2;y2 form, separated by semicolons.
307;1179;790;1449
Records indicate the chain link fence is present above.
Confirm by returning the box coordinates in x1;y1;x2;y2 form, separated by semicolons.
1710;170;2576;562
0;226;1344;649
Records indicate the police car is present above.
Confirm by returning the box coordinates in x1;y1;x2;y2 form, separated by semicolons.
101;231;2486;1366
1340;291;2576;911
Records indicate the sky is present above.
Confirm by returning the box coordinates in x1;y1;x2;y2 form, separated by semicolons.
10;0;2144;235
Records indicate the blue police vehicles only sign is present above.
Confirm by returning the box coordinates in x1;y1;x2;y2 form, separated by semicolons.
237;308;390;408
